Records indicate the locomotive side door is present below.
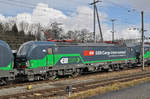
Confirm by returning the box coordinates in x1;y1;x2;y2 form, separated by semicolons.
136;51;140;63
47;48;54;67
127;47;138;63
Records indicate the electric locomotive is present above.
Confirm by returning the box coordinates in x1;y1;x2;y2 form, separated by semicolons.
15;41;150;81
0;40;16;85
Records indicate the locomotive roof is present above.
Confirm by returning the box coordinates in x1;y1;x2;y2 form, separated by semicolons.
20;41;150;48
56;42;116;46
126;43;150;47
24;41;56;46
23;41;117;47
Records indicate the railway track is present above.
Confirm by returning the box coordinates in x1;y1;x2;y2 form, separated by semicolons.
0;66;142;90
1;68;150;99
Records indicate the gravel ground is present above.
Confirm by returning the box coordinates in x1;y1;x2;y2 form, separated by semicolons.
0;78;95;96
87;81;150;99
1;67;150;97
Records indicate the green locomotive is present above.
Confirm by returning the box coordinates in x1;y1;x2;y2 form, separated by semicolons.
15;41;150;81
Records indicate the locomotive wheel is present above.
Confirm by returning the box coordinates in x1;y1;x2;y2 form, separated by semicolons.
114;64;120;71
48;75;57;80
28;75;34;81
119;64;124;70
72;69;80;77
107;67;113;72
0;79;6;85
72;72;80;77
109;65;115;71
48;71;57;80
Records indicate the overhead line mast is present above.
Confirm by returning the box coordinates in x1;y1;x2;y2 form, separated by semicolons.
141;11;145;71
90;0;103;43
95;5;103;42
111;19;116;43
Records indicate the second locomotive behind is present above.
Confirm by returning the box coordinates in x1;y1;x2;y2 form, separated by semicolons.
0;40;16;85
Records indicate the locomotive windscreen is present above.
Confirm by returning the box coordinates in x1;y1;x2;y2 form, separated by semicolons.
0;40;13;67
17;42;32;56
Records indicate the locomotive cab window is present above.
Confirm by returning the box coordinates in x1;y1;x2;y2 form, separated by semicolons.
48;48;53;54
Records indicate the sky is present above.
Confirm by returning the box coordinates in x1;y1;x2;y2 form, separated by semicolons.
0;0;150;40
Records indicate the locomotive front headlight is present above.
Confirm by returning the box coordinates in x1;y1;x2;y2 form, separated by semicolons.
26;61;30;67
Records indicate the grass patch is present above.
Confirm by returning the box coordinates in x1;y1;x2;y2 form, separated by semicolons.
66;77;150;99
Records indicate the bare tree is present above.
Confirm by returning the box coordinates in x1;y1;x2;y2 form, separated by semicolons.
34;23;42;41
0;22;4;33
44;22;63;40
3;22;10;32
65;29;93;43
12;23;18;34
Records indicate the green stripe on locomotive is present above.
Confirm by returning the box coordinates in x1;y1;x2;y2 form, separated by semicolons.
0;40;14;71
27;51;150;69
0;62;13;71
144;51;150;58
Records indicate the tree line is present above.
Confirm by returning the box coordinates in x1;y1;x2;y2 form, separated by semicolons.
0;21;96;43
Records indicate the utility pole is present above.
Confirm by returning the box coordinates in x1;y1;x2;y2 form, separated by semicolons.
141;11;145;71
93;0;96;42
111;19;116;42
90;0;103;43
95;5;103;42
